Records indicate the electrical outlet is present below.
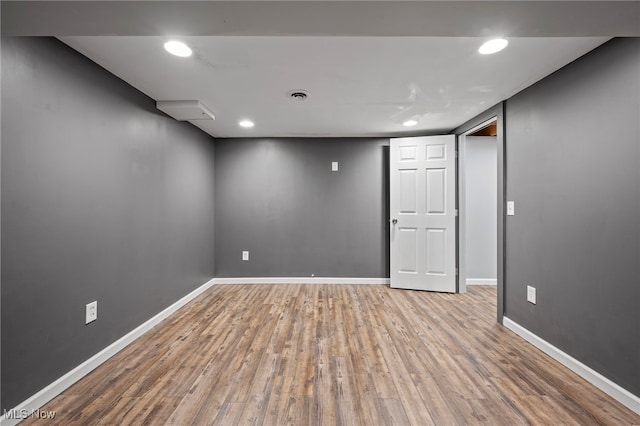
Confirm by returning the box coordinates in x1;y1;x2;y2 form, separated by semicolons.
527;286;537;304
507;201;515;216
86;301;97;324
331;161;339;171
242;251;249;261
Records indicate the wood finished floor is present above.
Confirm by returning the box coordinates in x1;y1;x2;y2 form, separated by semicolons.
25;285;639;425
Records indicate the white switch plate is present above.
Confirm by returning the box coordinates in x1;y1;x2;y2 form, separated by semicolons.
86;301;97;324
242;251;249;261
507;201;515;216
527;286;537;304
331;161;338;171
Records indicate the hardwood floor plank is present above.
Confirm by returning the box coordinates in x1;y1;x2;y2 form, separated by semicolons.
22;285;640;425
381;398;411;425
237;353;281;424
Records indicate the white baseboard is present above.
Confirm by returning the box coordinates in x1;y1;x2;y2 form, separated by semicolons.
211;277;390;285
466;278;497;285
0;278;217;426
503;317;640;415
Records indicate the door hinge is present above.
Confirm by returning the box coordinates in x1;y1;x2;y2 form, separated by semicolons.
455;151;458;158
455;268;459;276
455;209;459;217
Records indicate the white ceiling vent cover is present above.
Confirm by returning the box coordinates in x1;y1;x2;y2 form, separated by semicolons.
156;100;215;121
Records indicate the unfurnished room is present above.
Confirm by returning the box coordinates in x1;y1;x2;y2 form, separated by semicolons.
1;1;639;425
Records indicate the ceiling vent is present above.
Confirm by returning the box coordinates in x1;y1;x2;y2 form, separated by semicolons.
156;100;215;121
288;90;309;101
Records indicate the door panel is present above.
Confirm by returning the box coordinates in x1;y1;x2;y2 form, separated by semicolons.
426;228;446;274
426;144;446;160
426;168;446;214
399;169;418;213
398;228;418;273
400;145;418;160
390;135;456;292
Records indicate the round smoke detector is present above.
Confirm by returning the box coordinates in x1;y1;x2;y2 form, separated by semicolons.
288;90;309;101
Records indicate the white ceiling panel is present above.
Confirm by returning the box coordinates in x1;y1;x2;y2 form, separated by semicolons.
60;36;608;137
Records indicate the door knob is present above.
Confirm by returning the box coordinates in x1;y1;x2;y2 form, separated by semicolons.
391;218;398;224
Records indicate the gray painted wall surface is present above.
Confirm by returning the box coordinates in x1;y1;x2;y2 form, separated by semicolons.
465;136;497;280
214;138;389;278
505;37;640;395
1;37;216;410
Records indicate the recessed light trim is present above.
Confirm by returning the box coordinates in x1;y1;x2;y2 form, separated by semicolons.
164;40;192;57
403;120;418;127
239;120;255;128
479;38;509;55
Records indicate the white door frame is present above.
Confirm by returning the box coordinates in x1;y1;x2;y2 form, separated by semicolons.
452;103;505;323
457;117;498;294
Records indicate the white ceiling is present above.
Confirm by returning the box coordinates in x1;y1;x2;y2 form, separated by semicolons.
4;1;635;138
60;36;608;137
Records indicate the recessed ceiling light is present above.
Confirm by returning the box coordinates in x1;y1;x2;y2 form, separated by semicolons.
239;120;254;128
403;120;418;127
164;40;192;57
479;38;509;55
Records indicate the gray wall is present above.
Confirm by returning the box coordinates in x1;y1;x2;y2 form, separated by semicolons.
504;38;640;395
214;138;389;278
1;37;216;410
465;136;497;280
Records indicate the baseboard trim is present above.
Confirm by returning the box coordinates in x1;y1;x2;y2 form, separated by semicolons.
466;278;497;285
503;316;640;415
0;278;216;426
211;277;390;285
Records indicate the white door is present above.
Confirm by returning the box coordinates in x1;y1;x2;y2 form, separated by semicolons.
390;135;457;292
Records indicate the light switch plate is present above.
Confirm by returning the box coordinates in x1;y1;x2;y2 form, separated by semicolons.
527;286;537;304
331;162;338;171
242;251;249;261
507;201;515;216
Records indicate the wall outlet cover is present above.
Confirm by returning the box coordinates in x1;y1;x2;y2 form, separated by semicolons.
507;201;515;216
86;301;97;324
242;251;249;261
331;161;339;171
